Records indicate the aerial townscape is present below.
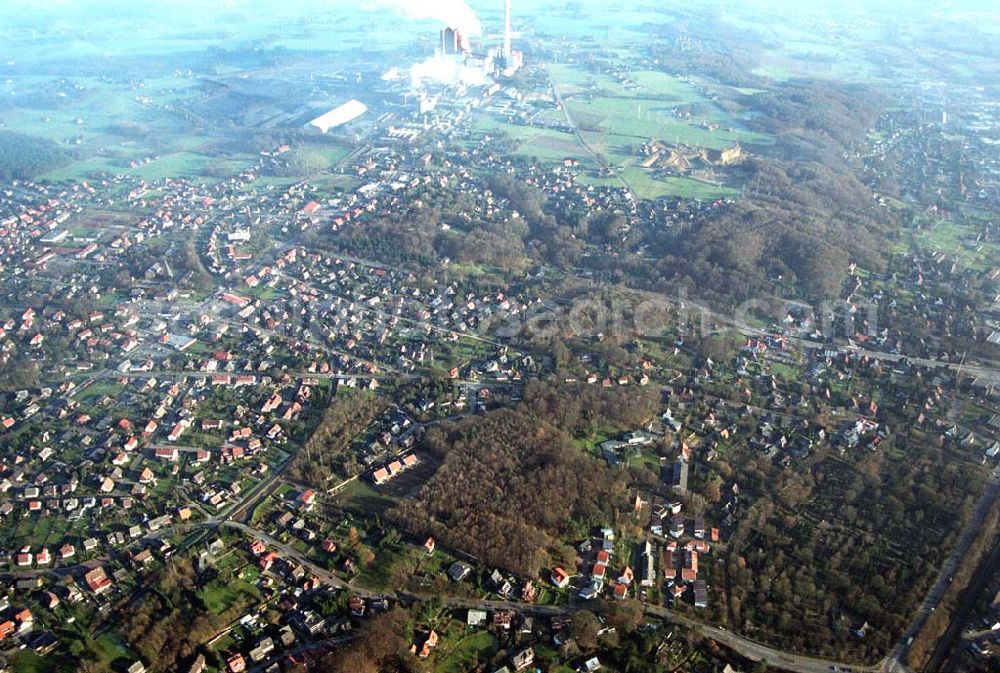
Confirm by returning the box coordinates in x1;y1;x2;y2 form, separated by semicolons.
0;1;998;672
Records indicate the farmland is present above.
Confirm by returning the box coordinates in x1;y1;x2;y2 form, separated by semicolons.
544;64;769;199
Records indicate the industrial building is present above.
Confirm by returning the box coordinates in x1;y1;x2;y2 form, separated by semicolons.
499;0;523;76
305;99;367;134
409;0;522;96
441;27;470;56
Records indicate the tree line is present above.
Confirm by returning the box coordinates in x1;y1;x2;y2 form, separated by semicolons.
0;130;72;180
389;381;660;577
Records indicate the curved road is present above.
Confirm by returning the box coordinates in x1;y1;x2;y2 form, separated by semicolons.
222;519;877;673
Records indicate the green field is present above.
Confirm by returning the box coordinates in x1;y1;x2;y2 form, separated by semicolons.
433;631;497;673
620;169;738;200
301;143;352;167
472;114;592;163
43;150;259;184
92;633;136;668
544;64;771;199
10;650;64;673
337;477;399;516
913;217;999;271
200;576;261;615
567;96;762;151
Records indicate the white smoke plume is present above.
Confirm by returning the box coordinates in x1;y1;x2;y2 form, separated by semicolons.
380;0;482;36
410;53;487;88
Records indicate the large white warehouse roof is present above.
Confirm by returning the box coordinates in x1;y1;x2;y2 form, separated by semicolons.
306;99;367;133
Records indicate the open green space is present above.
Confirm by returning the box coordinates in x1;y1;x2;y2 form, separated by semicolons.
617;168;739;201
200;576;261;615
92;633;136;668
433;630;497;673
337;478;399;516
567;96;762;150
913;217;999;271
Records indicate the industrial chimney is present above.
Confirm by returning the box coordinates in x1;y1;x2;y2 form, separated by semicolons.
503;0;512;59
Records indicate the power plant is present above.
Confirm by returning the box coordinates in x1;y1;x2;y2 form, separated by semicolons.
498;0;523;76
440;27;471;56
503;0;512;60
409;0;522;92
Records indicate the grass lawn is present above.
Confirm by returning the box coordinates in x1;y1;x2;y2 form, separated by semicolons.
92;632;135;667
536;586;556;605
44;149;254;184
767;360;801;381
9;649;77;673
247;285;282;301
473;113;590;162
913;218;998;271
629;70;706;99
77;379;125;403
627;448;661;471
200;578;260;615
297;142;351;167
617;169;739;201
433;631;497;673
337;477;399;516
249;498;272;526
311;173;362;192
243;175;304;191
549;64;629;97
14;512;72;549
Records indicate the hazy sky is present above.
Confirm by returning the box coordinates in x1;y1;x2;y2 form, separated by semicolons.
1;0;997;55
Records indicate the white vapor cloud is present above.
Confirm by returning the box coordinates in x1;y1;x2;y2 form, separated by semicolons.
410;53;487;88
379;0;482;36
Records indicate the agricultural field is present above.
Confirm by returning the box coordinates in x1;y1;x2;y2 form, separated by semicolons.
529;6;671;45
473;61;768;201
544;63;770;199
562;93;765;152
471;113;592;164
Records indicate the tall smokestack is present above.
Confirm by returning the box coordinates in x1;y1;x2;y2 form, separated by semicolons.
503;0;512;59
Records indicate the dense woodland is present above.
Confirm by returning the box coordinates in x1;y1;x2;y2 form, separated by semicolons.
323;76;897;308
73;554;251;673
314;607;418;673
721;453;984;660
649;17;768;88
0;130;71;180
642;81;896;304
321;172;535;274
287;390;389;484
520;379;660;434
0;352;40;393
670;379;991;662
390;383;658;576
391;407;627;575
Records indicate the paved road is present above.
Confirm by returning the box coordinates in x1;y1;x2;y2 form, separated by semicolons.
545;282;1000;384
924;497;1000;672
806;338;1000;385
114;369;383;382
881;478;1000;673
220;521;363;593
549;68;635;199
222;520;876;673
243;635;359;673
0;502;947;673
427;595;877;673
709;310;1000;385
224;453;294;524
275;269;513;351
